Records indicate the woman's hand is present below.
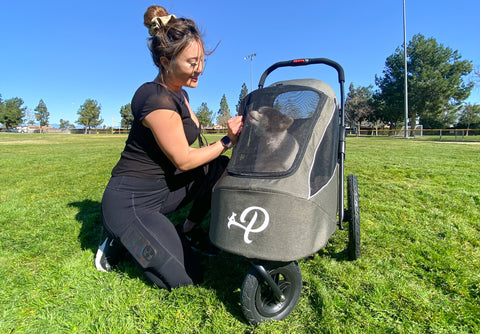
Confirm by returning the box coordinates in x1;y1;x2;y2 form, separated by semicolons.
227;115;243;144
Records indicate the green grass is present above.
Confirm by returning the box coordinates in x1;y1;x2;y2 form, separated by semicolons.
1;134;479;333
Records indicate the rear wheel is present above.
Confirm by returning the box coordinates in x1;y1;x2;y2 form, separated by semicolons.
347;174;360;260
241;261;302;325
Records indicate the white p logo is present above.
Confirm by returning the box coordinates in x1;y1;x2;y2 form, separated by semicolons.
227;206;270;244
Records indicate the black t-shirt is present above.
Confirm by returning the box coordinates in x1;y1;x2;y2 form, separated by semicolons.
111;82;200;179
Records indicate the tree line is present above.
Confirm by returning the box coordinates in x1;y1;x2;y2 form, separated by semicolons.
2;34;479;134
0;96;102;133
0;83;249;133
345;34;480;134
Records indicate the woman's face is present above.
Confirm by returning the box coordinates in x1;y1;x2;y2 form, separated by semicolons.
164;40;204;92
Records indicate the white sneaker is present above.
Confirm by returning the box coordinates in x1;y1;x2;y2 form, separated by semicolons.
95;232;124;272
95;237;114;272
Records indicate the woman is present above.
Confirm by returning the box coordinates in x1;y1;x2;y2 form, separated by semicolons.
94;5;243;290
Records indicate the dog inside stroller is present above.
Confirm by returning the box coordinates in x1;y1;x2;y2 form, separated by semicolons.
210;58;360;324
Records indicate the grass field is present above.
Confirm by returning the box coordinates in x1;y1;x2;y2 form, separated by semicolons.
0;134;479;333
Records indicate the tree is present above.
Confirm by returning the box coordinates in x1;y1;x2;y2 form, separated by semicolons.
120;103;133;130
195;102;213;128
345;83;375;134
34;99;49;133
236;83;249;114
374;52;405;129
59;119;75;129
0;95;3;126
0;97;26;129
24;108;35;125
76;99;103;134
458;103;480;135
217;94;231;127
376;34;473;129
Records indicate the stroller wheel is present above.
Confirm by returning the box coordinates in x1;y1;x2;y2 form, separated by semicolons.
241;261;302;325
347;174;361;260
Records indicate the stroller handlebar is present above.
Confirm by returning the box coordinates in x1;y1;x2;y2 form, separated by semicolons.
258;58;345;89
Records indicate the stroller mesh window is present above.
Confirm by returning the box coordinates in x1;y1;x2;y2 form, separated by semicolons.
229;85;327;176
273;90;319;119
309;107;339;196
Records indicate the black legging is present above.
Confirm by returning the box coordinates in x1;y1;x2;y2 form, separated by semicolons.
101;156;228;289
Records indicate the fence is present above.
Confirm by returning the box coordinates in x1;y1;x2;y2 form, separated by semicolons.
4;126;478;142
71;128;227;135
353;128;480;142
68;128;131;135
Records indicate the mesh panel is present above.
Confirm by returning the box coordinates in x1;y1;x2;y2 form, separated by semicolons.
309;109;339;196
273;90;319;119
228;85;328;176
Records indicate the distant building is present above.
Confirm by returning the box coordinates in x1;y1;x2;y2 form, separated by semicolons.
203;125;227;133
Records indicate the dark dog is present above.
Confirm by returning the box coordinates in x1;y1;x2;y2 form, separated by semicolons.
248;107;299;172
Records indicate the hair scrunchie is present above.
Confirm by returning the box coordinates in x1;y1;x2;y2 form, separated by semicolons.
149;14;177;36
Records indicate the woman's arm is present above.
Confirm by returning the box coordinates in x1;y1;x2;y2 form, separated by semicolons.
143;109;242;171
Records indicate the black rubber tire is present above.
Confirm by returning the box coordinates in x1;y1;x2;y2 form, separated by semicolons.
347;174;361;260
241;261;302;325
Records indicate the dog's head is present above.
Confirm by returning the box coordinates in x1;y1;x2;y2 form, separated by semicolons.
248;107;294;135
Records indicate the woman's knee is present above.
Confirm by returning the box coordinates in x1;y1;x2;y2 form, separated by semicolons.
119;213;200;289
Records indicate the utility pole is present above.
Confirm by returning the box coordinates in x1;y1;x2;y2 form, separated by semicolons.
244;53;257;92
403;0;409;138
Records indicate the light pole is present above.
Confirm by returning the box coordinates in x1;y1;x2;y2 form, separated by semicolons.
403;0;409;138
244;53;257;92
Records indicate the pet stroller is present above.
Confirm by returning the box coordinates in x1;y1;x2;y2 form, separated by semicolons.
210;58;360;324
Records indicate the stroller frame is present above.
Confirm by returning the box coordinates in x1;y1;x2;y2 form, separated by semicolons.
210;58;360;324
258;58;348;229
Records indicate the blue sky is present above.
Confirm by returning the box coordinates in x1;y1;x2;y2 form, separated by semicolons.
1;0;479;127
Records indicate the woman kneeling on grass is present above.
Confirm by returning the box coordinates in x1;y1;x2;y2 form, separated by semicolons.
95;5;243;290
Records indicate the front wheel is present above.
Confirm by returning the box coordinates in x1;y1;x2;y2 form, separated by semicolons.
241;261;302;325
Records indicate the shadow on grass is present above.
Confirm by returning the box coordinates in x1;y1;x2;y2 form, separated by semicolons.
317;245;351;262
201;252;252;323
67;199;252;322
167;206;252;322
68;199;103;253
67;199;351;325
316;227;355;262
68;199;148;284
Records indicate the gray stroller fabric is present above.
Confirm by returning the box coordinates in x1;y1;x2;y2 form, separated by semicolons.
210;79;340;261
